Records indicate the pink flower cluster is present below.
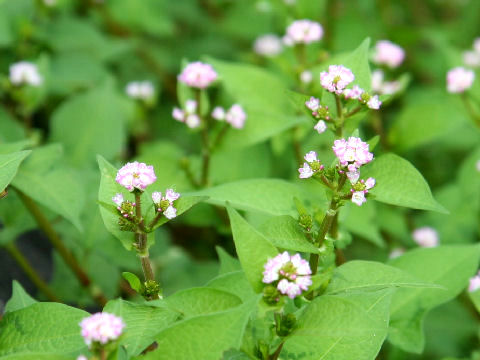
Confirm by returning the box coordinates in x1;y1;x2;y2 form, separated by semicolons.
305;96;329;133
152;189;180;219
211;104;247;129
172;99;201;128
80;312;125;347
332;137;374;169
446;67;475;93
349;177;376;206
372;40;405;68
263;252;312;299
116;162;157;192
342;84;382;109
298;151;323;179
463;38;480;67
412;227;439;247
320;65;355;94
283;19;323;46
178;61;218;89
469;271;480;292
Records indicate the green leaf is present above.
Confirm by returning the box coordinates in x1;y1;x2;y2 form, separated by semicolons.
206;271;256;302
0;303;88;357
50;82;130;166
165;287;242;317
122;272;142;293
143;297;259;360
227;207;278;293
325;260;440;295
0;150;30;192
341;201;384;247
190;179;327;217
4;281;37;313
103;299;179;357
388;245;480;353
149;195;207;231
362;153;448;213
283;289;392;360
258;215;319;254
0;140;32;154
216;246;242;275
468;290;480;314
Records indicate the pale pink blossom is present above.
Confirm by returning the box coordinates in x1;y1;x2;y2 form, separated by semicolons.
389;248;405;259
151;191;162;204
365;177;376;189
298;163;313;179
178;62;218;89
371;69;401;95
412;227;439;248
9;61;42;86
225;104;247;129
163;206;177;220
320;65;355;94
262;251;312;299
367;95;382;109
476;160;480;172
112;193;124;207
76;356;88;360
185;99;197;113
152;188;180;220
305;96;320;111
347;170;360;184
116;162;156;192
351;191;366;206
284;20;323;46
372;40;405;68
469;272;480;292
172;108;185;122
125;81;154;100
80;312;125;347
332;137;374;168
463;51;480;67
300;70;313;84
447;67;475;93
211;106;226;121
343;85;364;100
185;114;201;128
304;151;317;162
254;34;283;56
314;120;327;134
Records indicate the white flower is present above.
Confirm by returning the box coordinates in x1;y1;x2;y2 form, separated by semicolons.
412;227;439;247
225;104;247;129
126;81;154;100
351;191;366;206
185;99;197;114
305;96;320;111
320;65;355;94
172;108;185;122
284;19;323;45
253;34;283;57
347;170;360;184
185;114;201;128
163;206;177;219
211;106;226;121
304;151;318;163
300;70;313;84
9;61;43;87
367;95;382;110
165;189;180;202
112;193;124;207
298;163;313;179
343;85;364;100
151;191;162;204
447;67;475;93
314;120;327;134
372;40;405;68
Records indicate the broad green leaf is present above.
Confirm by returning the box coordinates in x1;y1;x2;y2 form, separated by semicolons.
457;145;480;211
341;201;384;247
165;287;242;317
362;153;448;213
325;260;440;295
258;215;319;254
0;355;72;360
216;246;242;275
150;195;207;231
122;272;142;293
207;271;256;302
0;140;32;154
388;245;480;353
190;179;327;217
0;303;88;357
143;298;258;360
50;83;130;166
469;290;480;314
0;150;30;192
0;107;25;142
227;207;278;293
283;289;392;360
4;281;37;313
103;299;179;357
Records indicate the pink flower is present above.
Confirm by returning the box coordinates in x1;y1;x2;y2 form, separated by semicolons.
367;95;382;110
80;312;125;347
347;170;360;184
351;191;366;206
284;19;323;45
185;114;201;128
225;104;247;129
152;189;180;220
172;107;185;122
469;272;480;292
305;96;320;111
211;106;226;121
254;34;283;56
412;227;439;248
178;61;218;89
304;151;317;162
298;163;313;179
262;251;312;299
314;120;327;134
112;193;124;207
320;65;355;94
343;85;364;100
447;67;475;93
298;151;323;179
371;70;384;93
332;137;373;168
372;40;405;68
116;162;156;192
365;177;376;189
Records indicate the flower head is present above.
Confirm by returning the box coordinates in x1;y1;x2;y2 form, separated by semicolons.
152;189;180;220
300;70;313;84
332;137;373;168
178;62;218;89
211;106;226;121
262;251;312;299
80;312;125;347
284;19;323;46
447;67;475;93
372;40;405;68
351;191;366;206
9;61;43;87
314;120;327;134
172;99;201;128
367;95;382;109
298;151;323;179
469;272;480;292
125;81;154;100
225;104;247;129
412;227;439;248
116;162;156;192
343;85;364;100
320;65;355;94
254;34;283;57
305;96;320;111
112;193;124;207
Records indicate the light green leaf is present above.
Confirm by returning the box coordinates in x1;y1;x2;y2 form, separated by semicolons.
207;271;256;302
0;303;88;357
165;287;242;317
143;298;258;360
122;272;142;293
103;299;179;357
0;140;32;154
388;245;480;353
0;150;30;192
227;207;278;293
216;246;241;275
190;179;327;217
258;215;319;254
150;195;207;231
4;281;37;313
325;260;440;295
341;201;384;247
362;153;448;213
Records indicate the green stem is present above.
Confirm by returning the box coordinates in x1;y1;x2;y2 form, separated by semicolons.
461;93;480;127
212;122;230;150
180;159;200;189
134;191;155;283
334;94;344;137
15;187;108;306
270;342;285;360
5;242;60;302
196;90;211;187
345;105;362;118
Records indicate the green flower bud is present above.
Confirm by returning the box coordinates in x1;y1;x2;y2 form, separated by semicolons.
263;285;280;305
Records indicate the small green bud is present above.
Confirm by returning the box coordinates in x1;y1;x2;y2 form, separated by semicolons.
263;285;280;305
277;313;297;336
142;280;162;299
299;213;313;231
118;217;137;232
360;92;371;102
352;182;366;192
159;199;170;211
